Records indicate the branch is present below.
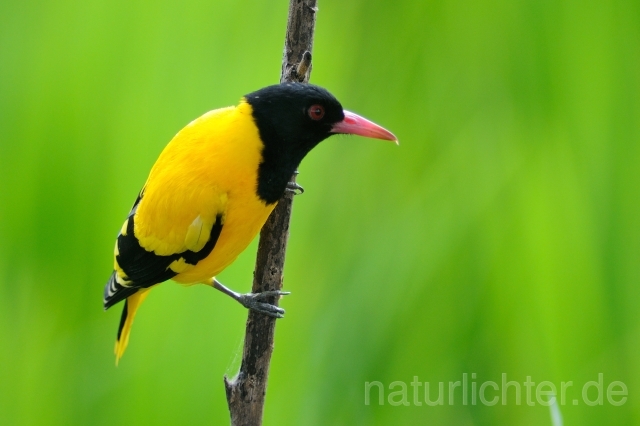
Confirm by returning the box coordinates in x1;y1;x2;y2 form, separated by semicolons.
223;1;318;425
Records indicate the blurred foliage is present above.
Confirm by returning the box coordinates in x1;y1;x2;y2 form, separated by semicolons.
1;0;639;425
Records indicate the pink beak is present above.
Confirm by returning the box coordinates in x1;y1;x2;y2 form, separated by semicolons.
330;110;398;144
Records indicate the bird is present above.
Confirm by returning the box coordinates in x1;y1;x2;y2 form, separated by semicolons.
104;82;397;364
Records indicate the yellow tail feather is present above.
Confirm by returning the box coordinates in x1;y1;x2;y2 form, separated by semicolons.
114;288;151;365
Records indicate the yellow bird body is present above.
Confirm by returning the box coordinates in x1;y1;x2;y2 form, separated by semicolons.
110;101;275;362
132;101;273;284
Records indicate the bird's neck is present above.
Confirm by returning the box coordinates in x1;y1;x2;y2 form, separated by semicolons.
256;147;304;204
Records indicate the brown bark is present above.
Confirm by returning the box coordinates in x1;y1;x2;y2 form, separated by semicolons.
223;1;318;425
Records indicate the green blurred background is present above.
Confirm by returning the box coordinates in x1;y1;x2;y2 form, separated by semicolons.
1;0;639;424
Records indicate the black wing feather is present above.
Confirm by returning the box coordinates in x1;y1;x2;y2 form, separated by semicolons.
103;192;223;310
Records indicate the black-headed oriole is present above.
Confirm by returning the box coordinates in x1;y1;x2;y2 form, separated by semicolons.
104;83;397;363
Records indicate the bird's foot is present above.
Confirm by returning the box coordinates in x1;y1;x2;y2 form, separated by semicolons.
212;279;290;318
237;290;291;318
285;181;304;196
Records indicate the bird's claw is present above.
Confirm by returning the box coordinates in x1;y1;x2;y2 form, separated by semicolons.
285;181;304;196
237;291;291;318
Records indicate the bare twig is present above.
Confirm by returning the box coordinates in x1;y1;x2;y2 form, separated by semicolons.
223;1;318;425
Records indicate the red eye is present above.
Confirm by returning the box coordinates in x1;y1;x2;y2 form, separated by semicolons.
308;104;325;120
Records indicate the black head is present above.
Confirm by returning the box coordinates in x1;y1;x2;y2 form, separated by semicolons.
245;83;344;203
244;83;397;204
246;83;345;158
